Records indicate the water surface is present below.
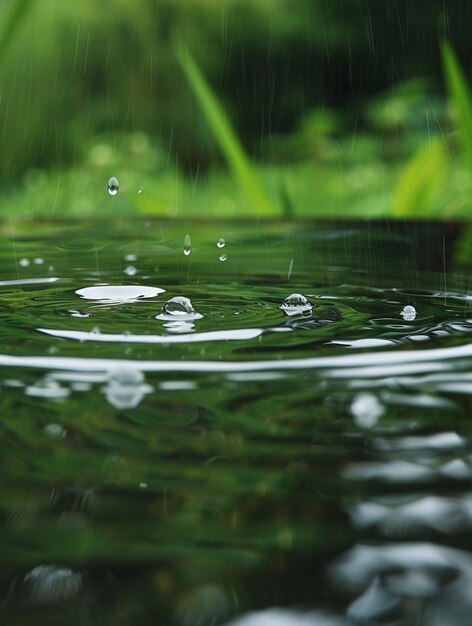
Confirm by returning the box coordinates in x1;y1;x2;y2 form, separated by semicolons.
1;218;471;626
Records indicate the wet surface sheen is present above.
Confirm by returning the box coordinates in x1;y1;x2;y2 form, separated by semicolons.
1;218;471;625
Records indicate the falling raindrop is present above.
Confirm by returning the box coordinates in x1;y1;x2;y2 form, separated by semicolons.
279;293;313;317
401;305;416;321
107;176;119;196
184;234;192;256
123;265;137;276
219;253;227;262
217;238;226;248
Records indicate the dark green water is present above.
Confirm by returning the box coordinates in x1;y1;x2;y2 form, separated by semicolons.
2;219;472;626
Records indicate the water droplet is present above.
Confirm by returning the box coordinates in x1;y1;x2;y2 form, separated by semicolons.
279;293;313;317
184;234;192;256
401;305;416;321
107;176;119;196
33;258;44;265
137;187;144;194
216;238;226;248
25;378;69;400
19;258;30;267
139;482;148;489
123;265;137;276
124;254;137;262
103;369;152;409
164;296;195;315
90;326;101;335
44;423;66;438
351;392;385;429
219;253;227;262
156;296;203;321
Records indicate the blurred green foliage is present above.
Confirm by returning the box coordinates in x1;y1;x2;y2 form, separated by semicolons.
1;0;472;218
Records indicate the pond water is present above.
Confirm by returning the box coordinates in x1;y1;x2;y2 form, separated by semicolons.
2;218;472;625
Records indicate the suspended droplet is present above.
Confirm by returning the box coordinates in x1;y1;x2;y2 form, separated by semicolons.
103;369;152;409
219;253;227;262
184;234;192;256
107;176;119;196
401;305;416;321
279;293;313;317
123;265;137;276
216;238;226;248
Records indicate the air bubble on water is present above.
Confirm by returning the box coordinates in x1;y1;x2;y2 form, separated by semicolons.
217;238;226;248
401;305;416;321
103;369;152;409
124;254;137;262
279;293;313;317
351;392;385;429
123;265;137;276
107;176;119;196
219;253;227;262
33;258;44;265
19;258;30;267
184;234;192;256
156;296;203;321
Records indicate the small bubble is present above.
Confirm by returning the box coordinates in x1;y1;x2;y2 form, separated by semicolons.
108;176;119;196
216;238;226;249
401;305;416;321
124;254;137;262
19;258;30;267
123;265;137;276
184;234;192;256
351;392;385;429
219;253;227;262
279;293;313;317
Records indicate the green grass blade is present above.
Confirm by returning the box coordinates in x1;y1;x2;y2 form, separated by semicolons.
177;40;273;216
0;0;35;65
392;138;446;217
442;40;472;174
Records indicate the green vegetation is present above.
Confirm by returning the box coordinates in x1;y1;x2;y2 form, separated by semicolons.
1;1;472;220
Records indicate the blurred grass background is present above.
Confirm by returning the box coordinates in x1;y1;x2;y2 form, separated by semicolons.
1;0;472;219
